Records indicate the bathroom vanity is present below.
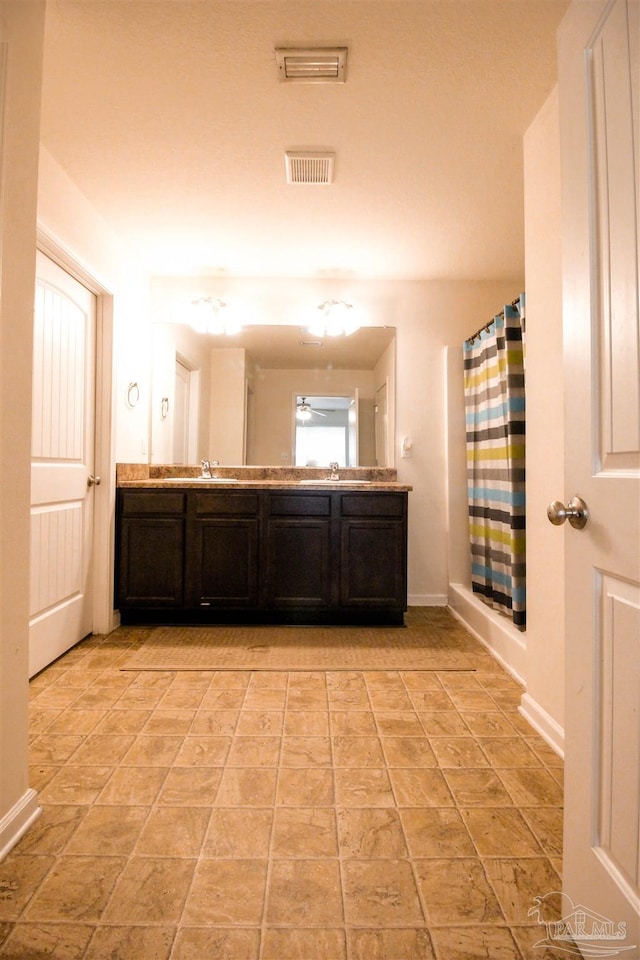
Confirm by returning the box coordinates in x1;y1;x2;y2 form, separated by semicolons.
115;465;411;625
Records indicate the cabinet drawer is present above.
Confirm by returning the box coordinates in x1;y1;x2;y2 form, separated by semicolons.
340;494;405;518
195;492;259;516
121;491;185;515
267;493;332;516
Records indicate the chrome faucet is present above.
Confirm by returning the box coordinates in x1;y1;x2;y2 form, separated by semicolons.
328;461;340;481
201;459;212;479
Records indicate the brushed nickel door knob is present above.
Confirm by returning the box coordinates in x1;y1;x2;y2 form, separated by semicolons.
547;496;589;529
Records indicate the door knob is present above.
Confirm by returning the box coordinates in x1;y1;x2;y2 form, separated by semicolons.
547;495;589;529
87;475;102;487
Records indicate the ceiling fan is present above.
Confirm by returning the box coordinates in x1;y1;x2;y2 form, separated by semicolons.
296;397;327;421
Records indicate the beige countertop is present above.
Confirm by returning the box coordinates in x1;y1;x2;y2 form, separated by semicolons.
116;464;412;492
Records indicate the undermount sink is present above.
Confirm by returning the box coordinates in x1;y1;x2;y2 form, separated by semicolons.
163;477;239;483
299;479;372;484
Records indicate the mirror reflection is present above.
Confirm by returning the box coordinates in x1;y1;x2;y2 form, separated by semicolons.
151;324;396;468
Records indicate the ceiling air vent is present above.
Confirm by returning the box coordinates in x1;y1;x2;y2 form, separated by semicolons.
285;151;335;185
275;47;347;83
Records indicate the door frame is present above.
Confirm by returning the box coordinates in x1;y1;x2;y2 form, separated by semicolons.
36;226;117;636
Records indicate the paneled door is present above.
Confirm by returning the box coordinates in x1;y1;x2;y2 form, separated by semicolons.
29;252;97;677
558;0;639;951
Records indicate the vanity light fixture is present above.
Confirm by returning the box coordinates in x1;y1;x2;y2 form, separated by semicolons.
306;299;360;338
188;297;243;336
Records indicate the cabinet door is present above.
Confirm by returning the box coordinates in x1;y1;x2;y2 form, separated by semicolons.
189;519;259;608
340;519;406;608
264;518;333;607
117;516;185;607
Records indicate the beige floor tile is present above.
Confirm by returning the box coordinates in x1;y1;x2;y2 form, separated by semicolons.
133;805;210;857
400;807;475;857
158;767;222;805
266;859;343;925
483;857;562;924
521;806;564;857
103;856;195;924
242;688;287;710
84;924;175;960
67;733;136;766
209;669;251;688
417;711;469;736
272;806;339;857
460;711;518;737
364;671;405;690
142;709;195;734
347;928;435;959
0;857;54;921
479;737;543;768
121;735;184;766
380;736;437;768
0;921;94;959
24;856;125;922
280;736;332;767
38;766;114;805
277;768;335;806
430;924;521;959
332;735;385;767
443;768;514;807
283;710;330;736
171;927;261;960
387;768;454;807
335;767;395;807
173;735;231;766
64;805;149;855
446;689;499;711
262;927;346;959
430;736;490;768
183;859;267;924
498;768;564;807
98;766;169;805
415;858;504;924
199;688;246;709
189;710;239;735
287;687;328;709
437;672;484;691
11;805;87;856
337;807;407;858
235;709;284;734
367;689;414;710
215;767;277;806
462;807;543;857
375;711;425;737
91;709;151;735
225;735;281;767
246;670;287;689
45;711;104;735
330;711;377;736
29;735;85;764
510;923;581;960
203;808;273;857
401;672;444;691
342;859;424;926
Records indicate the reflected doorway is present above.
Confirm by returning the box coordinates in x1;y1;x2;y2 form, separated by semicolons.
295;395;352;467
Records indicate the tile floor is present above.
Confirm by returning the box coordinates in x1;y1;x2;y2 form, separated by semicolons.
0;616;565;959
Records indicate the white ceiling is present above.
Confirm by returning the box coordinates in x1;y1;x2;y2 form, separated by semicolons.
40;0;570;283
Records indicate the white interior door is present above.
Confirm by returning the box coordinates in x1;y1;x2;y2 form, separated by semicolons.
348;389;359;467
375;380;388;467
30;252;97;677
558;0;639;951
173;358;190;465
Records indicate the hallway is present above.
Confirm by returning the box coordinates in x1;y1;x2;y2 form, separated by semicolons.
0;614;564;959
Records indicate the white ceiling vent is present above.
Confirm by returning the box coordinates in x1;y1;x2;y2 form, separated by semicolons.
275;47;347;83
285;151;335;185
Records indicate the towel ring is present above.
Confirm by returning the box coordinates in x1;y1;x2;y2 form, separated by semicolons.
160;397;169;420
126;381;140;408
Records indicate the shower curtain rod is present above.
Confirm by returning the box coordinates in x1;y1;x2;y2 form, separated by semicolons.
466;296;521;344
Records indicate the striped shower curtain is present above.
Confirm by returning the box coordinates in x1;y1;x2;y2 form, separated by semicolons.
463;297;526;630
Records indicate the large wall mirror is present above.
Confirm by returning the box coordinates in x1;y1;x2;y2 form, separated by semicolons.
150;323;396;468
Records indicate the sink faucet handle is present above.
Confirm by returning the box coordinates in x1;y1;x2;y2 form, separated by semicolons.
201;459;212;478
328;461;340;480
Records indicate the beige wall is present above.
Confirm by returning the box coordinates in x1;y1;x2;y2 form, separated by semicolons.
0;0;45;854
521;86;565;743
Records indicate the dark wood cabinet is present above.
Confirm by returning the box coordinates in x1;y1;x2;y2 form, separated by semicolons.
116;491;185;607
116;487;407;624
263;493;334;608
187;491;259;608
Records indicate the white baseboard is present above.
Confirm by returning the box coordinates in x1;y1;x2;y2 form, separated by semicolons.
407;594;448;607
0;789;41;862
519;692;565;759
447;582;527;684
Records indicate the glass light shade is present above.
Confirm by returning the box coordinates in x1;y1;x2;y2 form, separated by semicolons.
306;300;360;338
